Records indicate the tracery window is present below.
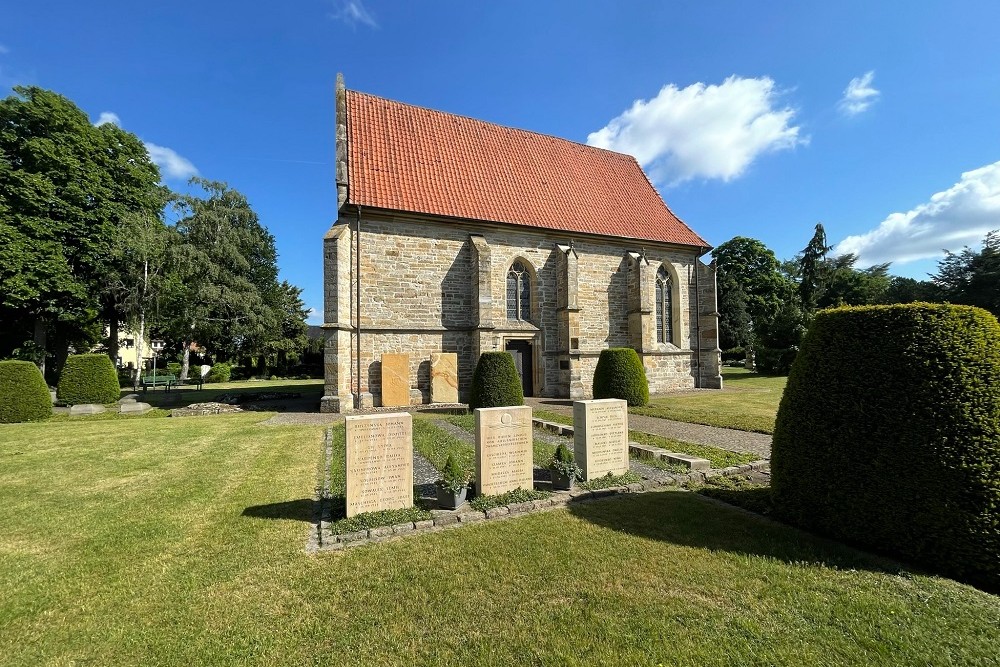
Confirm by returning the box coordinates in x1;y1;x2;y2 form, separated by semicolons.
655;265;674;344
506;260;531;321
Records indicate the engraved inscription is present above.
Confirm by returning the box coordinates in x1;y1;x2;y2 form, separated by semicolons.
345;412;413;517
475;406;533;496
574;399;629;481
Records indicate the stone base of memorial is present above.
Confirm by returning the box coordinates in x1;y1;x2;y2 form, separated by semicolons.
573;398;629;482
474;405;534;497
345;412;414;518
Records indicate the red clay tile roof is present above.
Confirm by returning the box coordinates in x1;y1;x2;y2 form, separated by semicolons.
345;90;709;248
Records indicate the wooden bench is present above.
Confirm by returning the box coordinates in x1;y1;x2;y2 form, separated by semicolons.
141;374;177;391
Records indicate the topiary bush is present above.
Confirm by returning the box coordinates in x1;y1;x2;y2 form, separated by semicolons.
468;352;523;410
206;362;232;383
772;303;1000;591
0;360;52;423
57;354;120;405
592;348;649;406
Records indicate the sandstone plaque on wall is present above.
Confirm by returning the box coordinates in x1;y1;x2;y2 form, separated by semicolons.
475;405;533;496
430;352;459;404
380;353;410;407
345;412;413;517
573;398;629;481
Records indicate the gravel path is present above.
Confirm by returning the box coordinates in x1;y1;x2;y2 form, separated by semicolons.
525;397;772;460
413;451;440;501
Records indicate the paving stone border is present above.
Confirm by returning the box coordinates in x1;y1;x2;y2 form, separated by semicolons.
309;426;768;552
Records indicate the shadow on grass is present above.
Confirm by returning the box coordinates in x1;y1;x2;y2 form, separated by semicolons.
567;490;906;576
242;498;315;522
124;381;324;411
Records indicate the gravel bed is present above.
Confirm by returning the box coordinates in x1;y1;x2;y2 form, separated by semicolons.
413;451;441;501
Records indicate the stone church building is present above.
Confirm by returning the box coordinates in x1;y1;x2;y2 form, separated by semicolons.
321;75;721;413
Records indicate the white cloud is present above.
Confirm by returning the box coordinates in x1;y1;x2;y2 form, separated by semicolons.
839;71;880;116
306;307;323;325
330;0;377;28
94;111;121;127
587;76;805;186
835;160;1000;267
144;142;199;180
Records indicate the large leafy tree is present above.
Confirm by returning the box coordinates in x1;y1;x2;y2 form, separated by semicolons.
0;86;161;376
162;178;282;379
818;254;891;308
712;237;794;350
932;230;1000;316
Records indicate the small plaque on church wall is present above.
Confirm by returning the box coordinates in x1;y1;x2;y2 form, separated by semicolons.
475;406;533;496
345;412;413;517
573;399;629;481
430;352;459;404
380;353;410;407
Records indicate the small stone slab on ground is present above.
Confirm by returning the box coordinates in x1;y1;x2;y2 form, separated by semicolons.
170;402;244;417
627;442;711;471
69;404;107;416
119;401;153;415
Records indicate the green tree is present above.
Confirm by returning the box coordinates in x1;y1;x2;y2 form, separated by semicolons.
712;236;794;353
818;254;891;308
932;230;1000;316
798;223;831;313
162;178;281;379
882;276;939;304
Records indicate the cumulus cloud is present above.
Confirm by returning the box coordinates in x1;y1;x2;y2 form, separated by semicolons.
330;0;377;28
94;111;121;127
835;160;1000;266
586;76;806;186
839;71;880;116
144;142;199;180
306;307;323;324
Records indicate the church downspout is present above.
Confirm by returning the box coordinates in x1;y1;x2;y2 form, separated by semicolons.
694;248;703;389
356;205;362;409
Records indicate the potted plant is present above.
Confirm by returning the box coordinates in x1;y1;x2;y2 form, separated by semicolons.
436;454;470;510
549;443;580;491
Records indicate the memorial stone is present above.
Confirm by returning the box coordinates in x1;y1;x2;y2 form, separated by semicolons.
380;353;410;407
574;398;629;481
430;352;459;404
475;406;533;496
345;412;413;517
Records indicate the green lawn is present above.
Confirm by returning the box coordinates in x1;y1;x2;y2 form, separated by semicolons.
1;415;998;666
632;368;787;433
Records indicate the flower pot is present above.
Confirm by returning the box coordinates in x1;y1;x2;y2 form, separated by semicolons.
436;485;468;510
551;470;575;491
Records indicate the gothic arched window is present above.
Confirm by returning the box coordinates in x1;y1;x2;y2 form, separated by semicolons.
655;265;674;344
506;261;531;321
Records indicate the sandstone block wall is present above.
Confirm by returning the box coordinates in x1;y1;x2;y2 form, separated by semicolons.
321;209;721;412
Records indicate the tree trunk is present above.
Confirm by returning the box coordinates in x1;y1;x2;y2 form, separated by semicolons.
107;312;120;366
33;317;47;377
256;354;267;377
180;339;192;382
133;311;146;391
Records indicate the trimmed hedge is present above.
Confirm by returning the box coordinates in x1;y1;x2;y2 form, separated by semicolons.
206;362;232;383
0;361;52;423
469;352;523;410
57;354;120;405
772;303;1000;590
592;348;649;406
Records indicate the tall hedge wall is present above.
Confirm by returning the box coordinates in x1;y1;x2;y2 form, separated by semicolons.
772;303;1000;590
469;352;523;410
592;348;649;406
57;354;121;405
0;361;52;423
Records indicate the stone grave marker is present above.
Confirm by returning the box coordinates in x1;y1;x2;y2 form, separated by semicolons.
345;412;413;517
574;398;629;481
380;353;410;407
430;352;459;404
475;405;533;496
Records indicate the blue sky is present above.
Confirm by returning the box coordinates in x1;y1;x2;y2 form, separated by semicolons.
4;1;1000;323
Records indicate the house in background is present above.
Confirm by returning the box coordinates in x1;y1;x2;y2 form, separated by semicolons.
321;75;721;414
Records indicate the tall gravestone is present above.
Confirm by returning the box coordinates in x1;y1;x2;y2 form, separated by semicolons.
574;398;629;481
430;352;459;404
345;412;413;517
381;353;410;407
475;405;533;496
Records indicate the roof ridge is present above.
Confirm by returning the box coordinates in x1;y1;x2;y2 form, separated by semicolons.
346;89;637;162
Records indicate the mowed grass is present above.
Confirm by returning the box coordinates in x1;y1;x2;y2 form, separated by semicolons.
632;368;786;433
1;417;999;666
